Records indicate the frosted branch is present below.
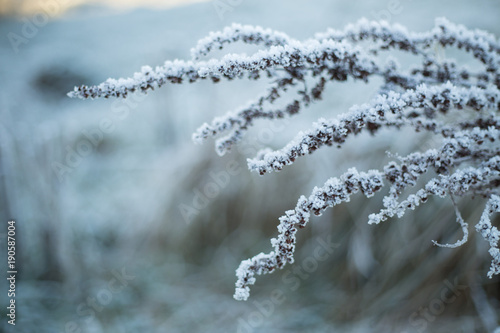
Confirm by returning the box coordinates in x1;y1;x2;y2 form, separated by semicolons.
68;19;500;301
432;193;469;248
315;17;500;69
68;39;377;99
234;168;384;300
191;23;293;60
248;84;500;175
476;195;500;278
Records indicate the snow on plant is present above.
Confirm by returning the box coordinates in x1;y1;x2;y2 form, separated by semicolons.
68;18;500;301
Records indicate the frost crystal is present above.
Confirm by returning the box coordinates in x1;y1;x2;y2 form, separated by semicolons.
69;18;500;301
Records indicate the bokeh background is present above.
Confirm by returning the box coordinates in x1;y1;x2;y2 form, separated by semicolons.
0;0;500;332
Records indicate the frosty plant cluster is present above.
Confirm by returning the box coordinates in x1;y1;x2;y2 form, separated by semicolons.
69;19;500;301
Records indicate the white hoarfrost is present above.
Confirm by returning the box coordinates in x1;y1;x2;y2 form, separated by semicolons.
69;18;500;301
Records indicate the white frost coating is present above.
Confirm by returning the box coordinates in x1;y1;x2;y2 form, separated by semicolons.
69;18;499;155
248;84;500;174
69;19;500;301
432;196;469;248
233;168;385;300
68;38;376;100
315;17;500;67
191;23;293;60
476;195;500;278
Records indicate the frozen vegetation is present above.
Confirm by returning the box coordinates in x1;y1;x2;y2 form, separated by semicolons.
2;0;500;332
70;18;500;302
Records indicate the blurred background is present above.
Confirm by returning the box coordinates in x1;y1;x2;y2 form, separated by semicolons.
0;0;499;332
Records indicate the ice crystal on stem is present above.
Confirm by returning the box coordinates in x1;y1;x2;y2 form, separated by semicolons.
69;18;499;301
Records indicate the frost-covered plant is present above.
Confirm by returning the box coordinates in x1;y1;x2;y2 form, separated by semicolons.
69;18;500;301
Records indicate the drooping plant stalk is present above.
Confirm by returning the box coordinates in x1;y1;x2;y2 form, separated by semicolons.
69;18;500;301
